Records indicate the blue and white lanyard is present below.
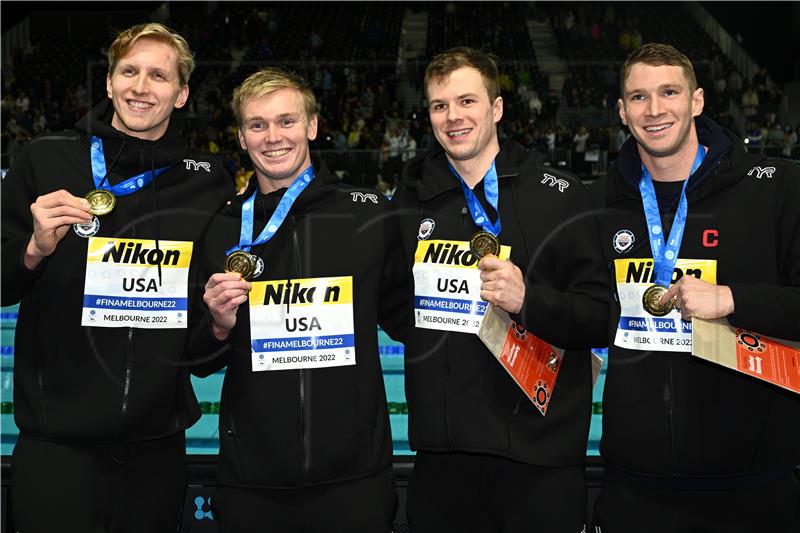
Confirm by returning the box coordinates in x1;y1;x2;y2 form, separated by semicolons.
226;166;315;255
90;136;169;195
639;145;706;287
448;160;501;236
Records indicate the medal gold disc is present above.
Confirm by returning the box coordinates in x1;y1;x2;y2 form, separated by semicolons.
642;284;674;317
85;189;116;216
469;231;500;259
224;251;256;280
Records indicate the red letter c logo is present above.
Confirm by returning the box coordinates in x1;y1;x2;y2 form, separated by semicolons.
703;229;719;247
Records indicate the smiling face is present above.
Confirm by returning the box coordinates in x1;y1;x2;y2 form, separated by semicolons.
427;66;503;168
106;38;188;141
238;87;318;188
618;63;704;162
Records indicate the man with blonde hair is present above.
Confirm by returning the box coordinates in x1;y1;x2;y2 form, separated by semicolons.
188;66;407;532
585;43;800;532
2;22;232;531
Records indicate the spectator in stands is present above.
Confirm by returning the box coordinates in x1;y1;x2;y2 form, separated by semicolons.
727;68;743;93
751;66;768;90
741;85;758;118
573;125;590;174
767;122;784;147
586;42;800;533
783;125;798;157
527;90;543;116
394;46;607;533
15;90;30;114
630;28;642;50
618;27;632;51
1;22;232;532
745;120;764;146
190;66;406;533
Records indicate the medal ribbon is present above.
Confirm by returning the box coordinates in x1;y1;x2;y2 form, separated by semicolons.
639;145;706;287
90;136;170;195
226;165;315;254
448;161;501;236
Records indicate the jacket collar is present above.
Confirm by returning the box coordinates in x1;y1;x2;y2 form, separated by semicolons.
74;100;189;173
606;115;755;205
401;139;534;201
231;155;338;217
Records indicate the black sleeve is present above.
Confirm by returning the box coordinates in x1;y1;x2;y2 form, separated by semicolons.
186;214;233;377
726;164;800;341
1;144;47;306
513;190;611;350
377;197;411;343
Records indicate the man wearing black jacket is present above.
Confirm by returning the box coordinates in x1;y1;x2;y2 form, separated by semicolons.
189;67;407;532
1;23;232;532
588;43;800;533
393;47;609;533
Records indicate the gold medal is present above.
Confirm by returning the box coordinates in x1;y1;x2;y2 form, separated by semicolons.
225;251;257;280
642;284;674;317
85;189;116;216
469;230;500;259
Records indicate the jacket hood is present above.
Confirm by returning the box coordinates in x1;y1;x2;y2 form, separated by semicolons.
401;139;540;201
609;115;755;204
228;155;339;218
74;100;189;173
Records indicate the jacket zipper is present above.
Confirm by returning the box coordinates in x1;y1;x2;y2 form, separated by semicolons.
665;162;722;477
445;205;470;447
668;355;677;476
291;216;311;481
121;327;133;420
122;168;139;426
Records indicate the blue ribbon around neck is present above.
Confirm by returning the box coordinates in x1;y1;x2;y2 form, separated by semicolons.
90;136;170;195
639;145;706;287
448;160;501;236
226;165;315;255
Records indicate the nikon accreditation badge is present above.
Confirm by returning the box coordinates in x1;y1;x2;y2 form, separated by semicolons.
413;239;511;334
81;237;193;328
249;276;356;371
614;257;716;352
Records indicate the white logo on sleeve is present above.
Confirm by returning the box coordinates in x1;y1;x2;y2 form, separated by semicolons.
541;173;570;192
183;159;211;172
747;166;775;179
350;192;379;203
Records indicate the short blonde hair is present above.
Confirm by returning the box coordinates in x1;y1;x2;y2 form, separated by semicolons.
232;67;317;127
621;43;698;97
108;23;195;87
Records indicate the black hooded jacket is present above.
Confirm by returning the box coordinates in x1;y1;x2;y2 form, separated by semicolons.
188;158;408;489
585;116;800;483
1;101;232;442
392;140;609;466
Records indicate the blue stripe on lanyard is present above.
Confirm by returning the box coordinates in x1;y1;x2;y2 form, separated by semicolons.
448;161;501;236
226;165;315;255
639;145;706;287
90;136;170;196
